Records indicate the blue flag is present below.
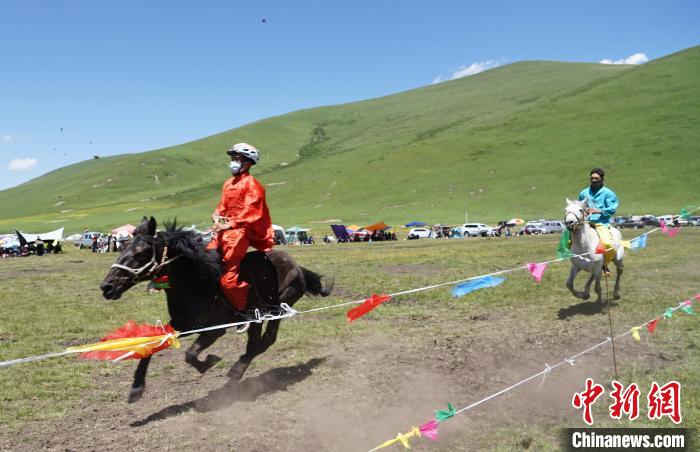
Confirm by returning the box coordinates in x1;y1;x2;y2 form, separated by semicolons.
631;234;647;250
452;276;505;298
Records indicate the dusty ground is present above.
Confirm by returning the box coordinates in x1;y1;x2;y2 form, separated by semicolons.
0;307;666;452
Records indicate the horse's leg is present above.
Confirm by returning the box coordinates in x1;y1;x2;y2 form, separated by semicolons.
185;330;226;374
128;356;151;403
582;273;595;300
613;259;624;300
566;266;587;299
593;270;604;304
259;319;282;353
228;322;263;380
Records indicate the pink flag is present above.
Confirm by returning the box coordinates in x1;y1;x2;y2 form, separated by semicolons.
419;420;439;441
682;300;693;307
526;263;547;283
659;220;679;237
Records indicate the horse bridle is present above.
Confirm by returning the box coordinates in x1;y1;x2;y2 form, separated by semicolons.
566;206;586;231
110;237;180;283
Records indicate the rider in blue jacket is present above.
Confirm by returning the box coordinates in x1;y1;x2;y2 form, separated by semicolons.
579;167;618;273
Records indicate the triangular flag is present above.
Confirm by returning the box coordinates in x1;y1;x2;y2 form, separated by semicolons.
664;308;674;319
647;319;659;334
595;241;606;254
419;420;439;441
659;220;679;237
435;403;457;421
631;327;641;342
631;234;647;250
680;206;694;220
621;240;631;250
682;300;693;307
452;276;505;298
346;294;391;323
70;320;180;361
681;305;696;316
556;230;575;258
526;263;547;283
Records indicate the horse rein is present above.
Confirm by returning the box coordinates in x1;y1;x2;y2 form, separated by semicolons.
566;207;586;231
110;238;180;283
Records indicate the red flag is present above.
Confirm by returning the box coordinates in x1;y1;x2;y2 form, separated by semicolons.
595;241;606;254
346;294;391;323
647;319;659;334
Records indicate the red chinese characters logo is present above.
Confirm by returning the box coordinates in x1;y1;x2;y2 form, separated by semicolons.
572;379;682;425
648;380;682;424
609;380;640;420
572;378;605;425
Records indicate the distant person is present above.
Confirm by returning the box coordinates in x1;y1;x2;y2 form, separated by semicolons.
579;167;618;274
35;237;45;256
208;143;274;313
53;240;62;254
92;235;98;252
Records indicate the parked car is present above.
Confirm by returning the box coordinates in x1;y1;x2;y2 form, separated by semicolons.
459;223;490;237
520;224;547;235
687;217;700;226
619;218;645;229
407;227;433;239
74;231;104;248
657;215;687;227
540;220;565;233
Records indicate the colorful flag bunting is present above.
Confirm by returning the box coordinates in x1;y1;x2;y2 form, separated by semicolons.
680;206;694;220
664;308;674;319
631;234;647;250
659;220;679;237
647;319;659;334
681;305;696;316
374;426;421;450
419;420;439;441
682;300;693;307
435;403;457;421
526;263;547;283
70;320;180;361
631;327;641;342
556;230;575;259
452;276;505;298
346;294;391;323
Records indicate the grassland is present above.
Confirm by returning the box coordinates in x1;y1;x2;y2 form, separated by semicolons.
1;227;698;450
1;46;698;234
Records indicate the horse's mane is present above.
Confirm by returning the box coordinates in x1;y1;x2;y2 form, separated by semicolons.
158;220;223;286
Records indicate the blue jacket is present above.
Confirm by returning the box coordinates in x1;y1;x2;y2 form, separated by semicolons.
579;186;618;225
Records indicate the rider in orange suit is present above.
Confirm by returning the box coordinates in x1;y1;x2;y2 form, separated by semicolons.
208;143;274;311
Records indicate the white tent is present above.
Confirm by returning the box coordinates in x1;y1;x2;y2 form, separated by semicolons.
16;227;65;243
272;224;287;245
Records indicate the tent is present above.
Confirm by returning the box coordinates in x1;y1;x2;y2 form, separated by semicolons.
363;221;391;232
285;226;310;244
404;221;427;227
346;224;361;232
111;224;136;235
330;224;351;242
15;227;64;246
272;224;287;245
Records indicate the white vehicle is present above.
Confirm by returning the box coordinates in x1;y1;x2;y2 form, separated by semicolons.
657;215;687;226
540;220;565;233
460;223;490;237
74;231;104;248
407;227;433;239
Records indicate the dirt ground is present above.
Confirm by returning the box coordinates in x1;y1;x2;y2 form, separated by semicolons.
0;307;664;452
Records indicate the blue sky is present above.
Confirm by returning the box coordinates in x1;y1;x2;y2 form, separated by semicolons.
1;1;698;190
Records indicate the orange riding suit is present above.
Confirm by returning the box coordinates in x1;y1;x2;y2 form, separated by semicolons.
207;172;275;310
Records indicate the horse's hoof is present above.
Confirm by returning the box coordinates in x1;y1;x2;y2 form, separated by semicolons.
186;353;222;374
227;361;250;380
128;385;144;403
613;293;621;301
581;293;590;301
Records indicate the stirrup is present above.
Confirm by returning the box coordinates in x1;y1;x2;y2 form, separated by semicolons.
235;323;250;334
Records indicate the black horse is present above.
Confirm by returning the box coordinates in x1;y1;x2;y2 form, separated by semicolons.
100;217;332;403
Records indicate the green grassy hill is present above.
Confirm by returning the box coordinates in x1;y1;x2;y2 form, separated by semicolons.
2;46;699;233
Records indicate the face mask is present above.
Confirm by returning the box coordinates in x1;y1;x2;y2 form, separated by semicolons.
590;178;603;189
229;161;242;175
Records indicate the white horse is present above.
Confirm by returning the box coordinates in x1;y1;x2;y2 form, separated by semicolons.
564;199;624;303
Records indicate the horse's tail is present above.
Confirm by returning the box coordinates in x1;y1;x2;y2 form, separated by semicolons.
301;267;333;297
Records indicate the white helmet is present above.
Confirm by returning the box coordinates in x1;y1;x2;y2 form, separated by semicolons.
227;142;260;164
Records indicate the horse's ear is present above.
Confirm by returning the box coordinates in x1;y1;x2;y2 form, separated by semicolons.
134;217;149;236
148;217;157;236
566;198;573;205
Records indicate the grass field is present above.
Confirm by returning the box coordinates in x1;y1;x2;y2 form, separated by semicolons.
1;46;698;234
1;226;697;450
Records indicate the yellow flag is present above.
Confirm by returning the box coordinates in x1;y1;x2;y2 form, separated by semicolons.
375;427;421;450
631;327;641;342
66;333;180;355
621;240;632;249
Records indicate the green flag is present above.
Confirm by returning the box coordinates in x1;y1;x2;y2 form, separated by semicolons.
556;229;575;259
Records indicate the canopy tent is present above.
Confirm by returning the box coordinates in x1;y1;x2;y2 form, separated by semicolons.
330;224;351;242
404;221;427;227
111;224;136;235
285;226;310;233
507;218;525;226
16;227;64;246
346;224;361;232
272;224;287;245
285;226;310;244
362;221;391;232
0;234;20;248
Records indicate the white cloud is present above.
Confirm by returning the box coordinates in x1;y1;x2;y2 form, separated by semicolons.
432;58;505;84
600;52;649;65
2;134;19;143
8;158;37;171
